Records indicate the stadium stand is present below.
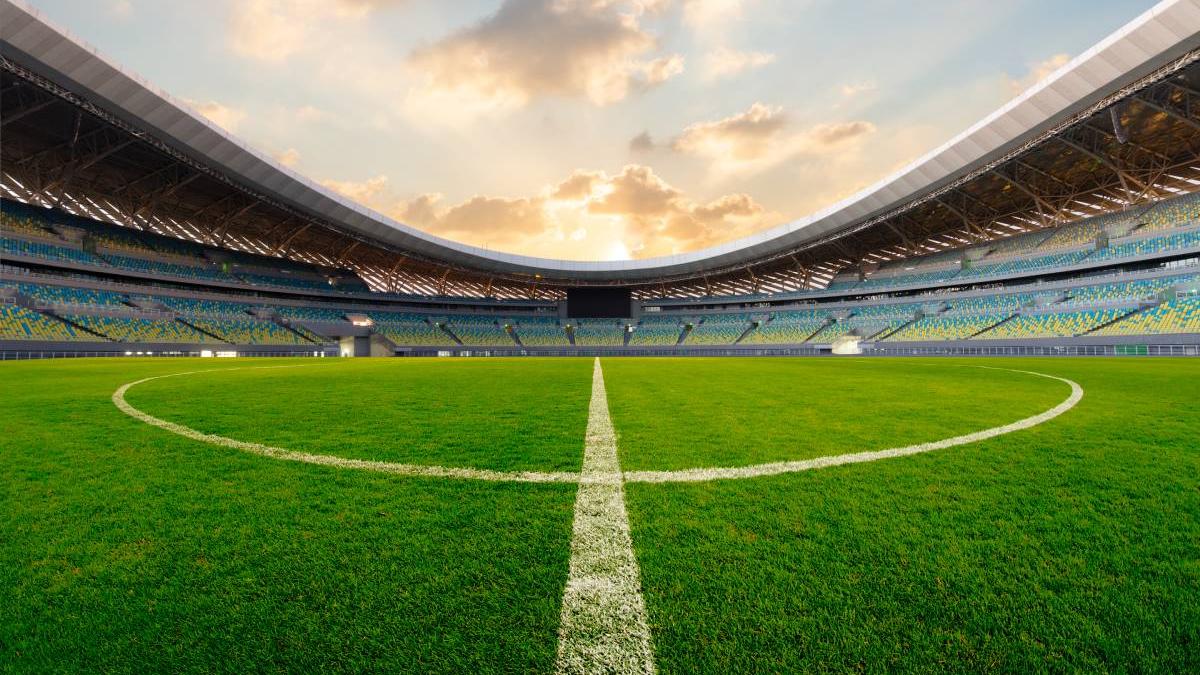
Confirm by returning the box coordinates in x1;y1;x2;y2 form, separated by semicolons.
884;313;1011;341
3;174;1200;353
187;317;314;345
1140;191;1200;232
148;295;256;317
687;313;754;345
512;317;568;346
570;319;628;346
982;307;1133;339
1091;297;1200;335
446;316;516;346
745;310;828;344
0;305;104;341
369;311;456;346
9;282;128;308
273;305;348;322
629;315;686;346
64;315;216;343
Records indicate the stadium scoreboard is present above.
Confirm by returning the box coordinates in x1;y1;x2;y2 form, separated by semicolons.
567;287;633;318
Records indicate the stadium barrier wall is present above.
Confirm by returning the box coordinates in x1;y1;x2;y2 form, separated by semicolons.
0;340;338;360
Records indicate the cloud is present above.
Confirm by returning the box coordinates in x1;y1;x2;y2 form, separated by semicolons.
319;164;780;259
682;0;747;32
670;102;876;176
704;44;775;80
439;196;551;241
275;148;301;167
683;0;774;81
321;174;391;203
1004;53;1070;97
840;81;876;97
184;99;247;132
404;0;683;120
672;102;788;161
553;171;604;200
629;131;655;153
227;0;405;63
589;165;682;217
109;0;133;18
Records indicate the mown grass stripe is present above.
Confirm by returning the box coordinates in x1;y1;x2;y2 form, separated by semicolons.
555;358;656;674
111;364;579;484
623;367;1083;483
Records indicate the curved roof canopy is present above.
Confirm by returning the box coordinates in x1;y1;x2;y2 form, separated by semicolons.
2;0;1200;283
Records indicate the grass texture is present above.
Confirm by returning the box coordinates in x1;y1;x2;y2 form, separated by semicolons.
1;356;1197;673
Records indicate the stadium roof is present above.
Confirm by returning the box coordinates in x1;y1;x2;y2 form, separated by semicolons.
3;0;1200;298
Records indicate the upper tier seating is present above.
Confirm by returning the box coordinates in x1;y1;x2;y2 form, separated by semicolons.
102;253;235;283
1140;191;1200;233
1088;229;1200;262
0;212;52;239
10;282;127;308
2;237;106;266
237;272;335;291
273;305;348;322
1036;208;1145;251
149;295;256;317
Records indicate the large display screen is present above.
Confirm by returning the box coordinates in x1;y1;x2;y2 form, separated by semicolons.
567;287;632;318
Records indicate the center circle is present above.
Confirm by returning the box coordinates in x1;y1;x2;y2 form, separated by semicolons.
114;360;1081;484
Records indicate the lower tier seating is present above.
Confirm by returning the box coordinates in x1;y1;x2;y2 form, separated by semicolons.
982;308;1132;339
449;321;515;346
628;324;682;345
187;317;313;345
571;321;627;346
884;314;1009;341
1091;297;1200;336
375;323;456;346
513;321;567;346
65;315;215;343
0;305;104;341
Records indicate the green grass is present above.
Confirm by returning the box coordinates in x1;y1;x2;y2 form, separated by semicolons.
618;358;1200;673
2;356;1198;673
603;358;1067;470
1;358;577;673
124;358;592;472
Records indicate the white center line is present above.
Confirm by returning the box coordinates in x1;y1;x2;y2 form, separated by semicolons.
555;358;656;674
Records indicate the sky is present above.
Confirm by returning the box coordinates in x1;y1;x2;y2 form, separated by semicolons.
28;0;1158;261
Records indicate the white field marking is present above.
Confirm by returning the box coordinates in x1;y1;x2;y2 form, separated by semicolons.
623;367;1084;484
113;363;1081;488
112;365;579;484
555;358;656;675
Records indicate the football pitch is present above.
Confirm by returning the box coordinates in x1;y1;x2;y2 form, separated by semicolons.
2;356;1197;673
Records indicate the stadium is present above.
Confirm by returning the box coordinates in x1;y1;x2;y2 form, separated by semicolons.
2;0;1198;672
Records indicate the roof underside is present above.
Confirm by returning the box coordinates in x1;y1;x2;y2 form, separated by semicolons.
2;0;1200;299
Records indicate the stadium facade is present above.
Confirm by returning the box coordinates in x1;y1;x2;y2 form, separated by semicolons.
2;0;1199;357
